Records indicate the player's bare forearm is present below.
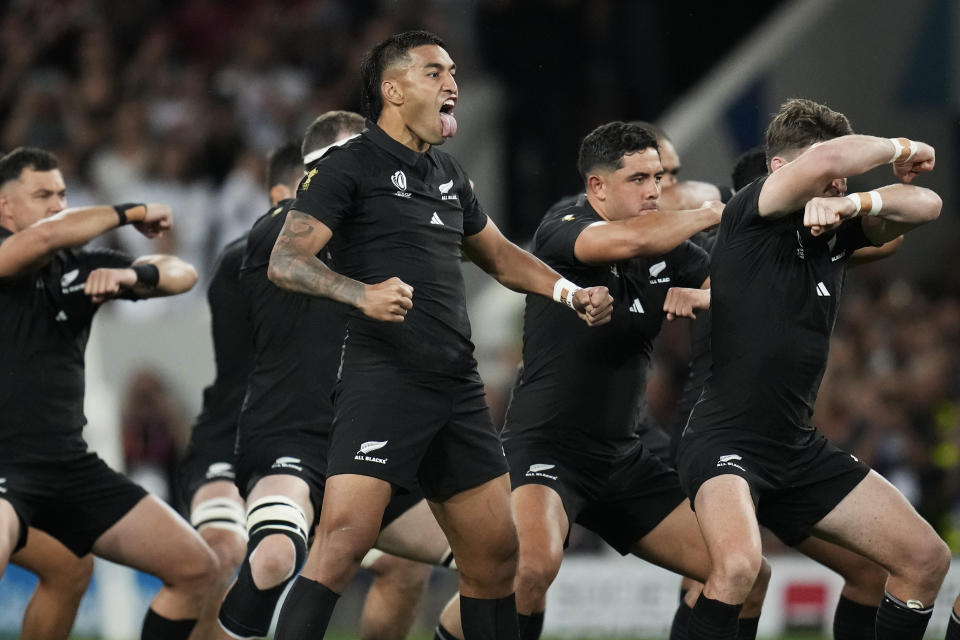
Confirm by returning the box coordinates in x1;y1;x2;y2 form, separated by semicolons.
130;255;198;298
463;219;559;298
574;204;721;264
267;210;365;307
0;205;130;277
860;185;940;245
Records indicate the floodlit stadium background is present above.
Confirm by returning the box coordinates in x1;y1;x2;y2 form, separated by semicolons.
0;0;957;637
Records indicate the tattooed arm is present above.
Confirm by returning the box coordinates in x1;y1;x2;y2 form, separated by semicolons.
268;210;414;322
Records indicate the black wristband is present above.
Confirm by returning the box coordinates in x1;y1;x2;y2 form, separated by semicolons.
132;263;160;287
113;203;145;227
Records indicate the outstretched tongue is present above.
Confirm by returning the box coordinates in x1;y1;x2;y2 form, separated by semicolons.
439;112;458;138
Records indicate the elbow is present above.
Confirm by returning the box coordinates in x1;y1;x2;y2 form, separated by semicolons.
920;188;942;223
181;263;199;291
267;255;288;289
160;260;198;295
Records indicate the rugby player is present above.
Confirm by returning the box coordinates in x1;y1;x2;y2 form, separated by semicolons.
268;30;613;639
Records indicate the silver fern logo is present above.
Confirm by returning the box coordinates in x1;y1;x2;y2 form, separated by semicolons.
355;441;389;464
358;440;388;454
391;171;407;191
528;464;555;473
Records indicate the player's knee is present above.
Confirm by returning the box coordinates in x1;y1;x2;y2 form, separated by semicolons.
45;553;94;597
373;555;433;592
317;516;380;566
201;526;248;582
515;553;561;602
712;549;763;594
249;534;300;589
903;535;951;586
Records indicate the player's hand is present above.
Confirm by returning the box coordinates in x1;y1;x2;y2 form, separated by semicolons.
664;287;710;320
803;196;856;237
85;267;137;303
132;204;173;239
359;277;414;322
893;141;935;183
702;200;724;226
572;286;613;327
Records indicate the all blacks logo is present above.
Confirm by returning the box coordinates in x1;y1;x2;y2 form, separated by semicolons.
391;170;411;198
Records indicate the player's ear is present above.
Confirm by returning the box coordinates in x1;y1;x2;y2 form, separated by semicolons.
586;174;606;200
382;78;404;107
769;156;787;172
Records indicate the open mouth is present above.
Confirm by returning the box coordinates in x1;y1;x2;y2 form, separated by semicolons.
439;99;458;138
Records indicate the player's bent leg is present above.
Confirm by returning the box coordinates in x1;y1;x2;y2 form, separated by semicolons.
12;528;93;640
670;579;703;640
629;499;769;639
92;495;218;640
360;551;433;640
946;592;960;640
688;474;763;640
186;481;246;640
429;473;519;640
274;473;393;640
0;497;21;577
218;475;313;639
795;536;885;640
510;484;568;615
811;471;950;640
374;498;455;567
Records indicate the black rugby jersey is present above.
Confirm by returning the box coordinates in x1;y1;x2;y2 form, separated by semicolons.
186;236;252;453
501;195;709;455
686;176;873;442
238;199;346;438
0;226;135;460
291;121;488;373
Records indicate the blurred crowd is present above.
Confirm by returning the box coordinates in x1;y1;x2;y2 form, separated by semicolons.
4;0;957;553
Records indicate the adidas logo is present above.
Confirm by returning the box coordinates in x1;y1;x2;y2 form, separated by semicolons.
815;281;830;297
629;298;644;314
55;310;68;322
430;212;444;226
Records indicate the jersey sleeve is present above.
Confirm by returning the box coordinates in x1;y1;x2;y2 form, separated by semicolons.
722;175;769;233
291;149;360;232
835;217;877;252
672;240;710;288
532;209;595;268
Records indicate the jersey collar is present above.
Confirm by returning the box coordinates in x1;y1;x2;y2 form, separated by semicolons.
364;119;440;169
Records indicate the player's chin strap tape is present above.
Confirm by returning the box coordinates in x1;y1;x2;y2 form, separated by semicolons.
218;495;309;638
190;497;247;539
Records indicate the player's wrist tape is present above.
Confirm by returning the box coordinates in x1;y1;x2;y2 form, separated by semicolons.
113;203;145;226
887;137;917;164
132;263;160;287
552;277;581;310
845;190;883;216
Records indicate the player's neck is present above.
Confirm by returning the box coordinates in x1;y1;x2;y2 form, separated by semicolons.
585;193;612;221
377;113;430;154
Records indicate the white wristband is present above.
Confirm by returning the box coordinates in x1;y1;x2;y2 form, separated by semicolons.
888;137;917;164
552;277;581;310
845;190;883;216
